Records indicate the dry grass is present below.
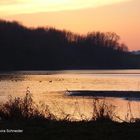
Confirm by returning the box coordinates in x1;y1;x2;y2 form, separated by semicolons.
91;98;116;122
0;90;133;123
0;89;56;121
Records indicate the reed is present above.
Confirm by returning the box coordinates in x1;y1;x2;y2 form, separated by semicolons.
0;90;138;123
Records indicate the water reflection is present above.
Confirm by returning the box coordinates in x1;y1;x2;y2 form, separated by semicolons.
0;70;140;121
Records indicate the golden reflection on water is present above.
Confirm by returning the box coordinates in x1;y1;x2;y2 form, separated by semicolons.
33;91;140;121
0;71;140;121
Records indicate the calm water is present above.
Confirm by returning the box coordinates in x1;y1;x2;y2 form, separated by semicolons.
0;70;140;121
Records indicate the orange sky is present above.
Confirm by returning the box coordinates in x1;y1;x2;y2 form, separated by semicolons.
0;0;140;50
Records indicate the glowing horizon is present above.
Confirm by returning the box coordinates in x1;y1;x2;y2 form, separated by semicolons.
0;0;140;50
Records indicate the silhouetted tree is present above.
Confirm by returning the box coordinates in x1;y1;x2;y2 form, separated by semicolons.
0;19;139;70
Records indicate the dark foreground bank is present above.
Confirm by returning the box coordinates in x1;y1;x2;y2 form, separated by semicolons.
1;119;140;140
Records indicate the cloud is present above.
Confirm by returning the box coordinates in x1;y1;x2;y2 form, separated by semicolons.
0;0;132;16
0;0;19;5
0;0;29;5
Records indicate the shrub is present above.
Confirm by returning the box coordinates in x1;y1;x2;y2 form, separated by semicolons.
0;89;54;121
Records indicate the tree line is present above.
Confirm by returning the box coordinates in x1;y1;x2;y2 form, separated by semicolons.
0;19;139;70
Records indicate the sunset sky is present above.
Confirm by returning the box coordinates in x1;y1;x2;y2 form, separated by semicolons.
0;0;140;50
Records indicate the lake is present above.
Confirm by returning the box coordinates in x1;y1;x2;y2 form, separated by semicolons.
0;70;140;121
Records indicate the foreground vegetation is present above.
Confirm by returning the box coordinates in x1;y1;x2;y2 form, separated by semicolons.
1;90;140;139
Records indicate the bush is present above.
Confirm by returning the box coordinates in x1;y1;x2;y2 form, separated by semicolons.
0;89;55;121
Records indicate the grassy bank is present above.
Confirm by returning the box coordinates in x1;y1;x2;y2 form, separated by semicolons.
0;91;140;140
